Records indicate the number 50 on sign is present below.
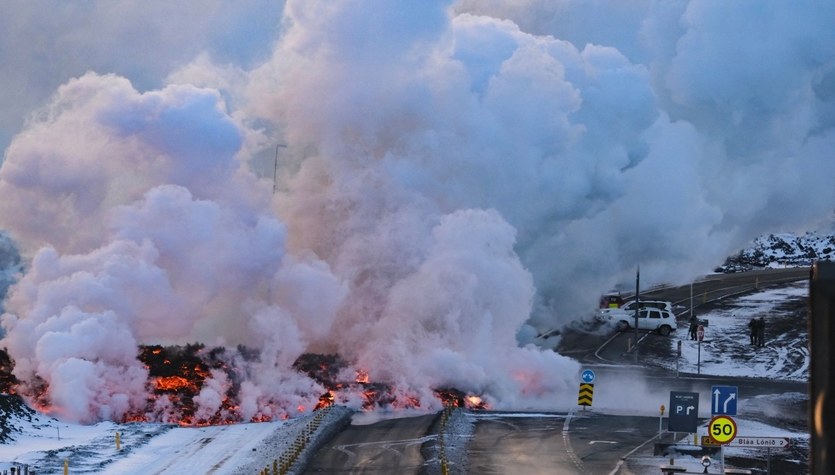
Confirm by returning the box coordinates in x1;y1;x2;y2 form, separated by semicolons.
709;415;738;444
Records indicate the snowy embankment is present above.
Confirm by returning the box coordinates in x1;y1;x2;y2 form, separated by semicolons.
0;398;352;474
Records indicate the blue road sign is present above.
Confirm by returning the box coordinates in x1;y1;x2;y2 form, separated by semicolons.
711;385;738;415
669;391;700;433
581;369;595;383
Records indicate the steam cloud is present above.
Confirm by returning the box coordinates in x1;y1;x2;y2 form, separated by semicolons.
1;0;834;422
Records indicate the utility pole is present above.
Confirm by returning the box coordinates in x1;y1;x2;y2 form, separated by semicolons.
634;266;640;364
273;144;287;194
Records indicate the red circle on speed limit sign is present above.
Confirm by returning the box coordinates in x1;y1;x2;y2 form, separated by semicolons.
697;325;705;341
709;415;737;445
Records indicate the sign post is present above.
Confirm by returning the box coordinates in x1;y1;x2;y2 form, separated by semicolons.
697;324;705;374
676;340;681;378
578;369;596;410
659;404;665;436
729;436;790;474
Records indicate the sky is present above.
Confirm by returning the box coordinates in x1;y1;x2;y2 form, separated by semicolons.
0;0;833;423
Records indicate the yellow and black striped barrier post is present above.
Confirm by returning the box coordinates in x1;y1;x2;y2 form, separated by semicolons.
578;383;594;409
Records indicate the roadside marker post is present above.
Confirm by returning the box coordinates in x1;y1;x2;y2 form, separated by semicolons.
659;405;665;437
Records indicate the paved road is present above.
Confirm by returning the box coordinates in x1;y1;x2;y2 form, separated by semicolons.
467;411;661;475
302;414;435;474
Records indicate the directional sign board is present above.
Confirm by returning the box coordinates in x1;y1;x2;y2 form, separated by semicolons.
708;415;738;445
711;385;738;415
728;436;791;449
668;391;699;433
581;369;595;383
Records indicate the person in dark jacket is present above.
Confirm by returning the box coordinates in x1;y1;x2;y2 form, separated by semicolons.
748;318;757;345
757;316;766;347
689;315;699;340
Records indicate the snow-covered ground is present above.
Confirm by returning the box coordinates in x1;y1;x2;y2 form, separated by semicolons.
0;280;810;474
673;281;809;381
0;402;353;474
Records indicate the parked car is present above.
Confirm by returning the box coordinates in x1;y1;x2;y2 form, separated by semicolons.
607;308;677;336
598;299;674;322
599;293;625;309
619;299;674;312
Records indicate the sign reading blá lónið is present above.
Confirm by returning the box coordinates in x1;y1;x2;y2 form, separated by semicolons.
728;437;790;448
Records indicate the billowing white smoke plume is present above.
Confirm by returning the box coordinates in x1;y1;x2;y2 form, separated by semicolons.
1;0;835;422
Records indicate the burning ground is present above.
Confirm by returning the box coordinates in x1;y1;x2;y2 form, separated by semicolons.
0;344;492;427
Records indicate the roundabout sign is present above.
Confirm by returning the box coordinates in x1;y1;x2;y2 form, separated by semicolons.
708;415;738;445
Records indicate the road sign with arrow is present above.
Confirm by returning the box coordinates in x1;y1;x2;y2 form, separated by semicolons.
668;391;699;432
728;436;791;448
581;369;595;383
711;385;738;415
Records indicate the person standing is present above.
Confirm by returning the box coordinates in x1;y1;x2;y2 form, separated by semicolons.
748;318;757;345
757;316;766;347
689;315;699;340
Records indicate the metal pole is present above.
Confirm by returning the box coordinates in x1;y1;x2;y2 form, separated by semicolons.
697;339;701;375
676;340;681;378
690;282;694;318
272;144;287;194
767;447;771;475
634;266;640;363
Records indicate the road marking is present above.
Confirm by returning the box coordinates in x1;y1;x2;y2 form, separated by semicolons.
562;409;586;474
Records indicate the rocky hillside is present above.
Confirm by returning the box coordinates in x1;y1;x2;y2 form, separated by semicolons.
716;231;835;272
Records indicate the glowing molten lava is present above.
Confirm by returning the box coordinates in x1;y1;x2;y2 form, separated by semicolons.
0;347;488;425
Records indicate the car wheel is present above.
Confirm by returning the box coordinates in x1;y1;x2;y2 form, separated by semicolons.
658;325;671;336
616;321;630;331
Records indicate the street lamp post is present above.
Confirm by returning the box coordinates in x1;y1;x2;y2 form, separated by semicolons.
634;267;640;364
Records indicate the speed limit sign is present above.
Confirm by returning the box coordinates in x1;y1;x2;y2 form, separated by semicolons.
709;415;738;445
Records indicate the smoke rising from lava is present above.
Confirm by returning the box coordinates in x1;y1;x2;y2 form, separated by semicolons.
1;1;835;422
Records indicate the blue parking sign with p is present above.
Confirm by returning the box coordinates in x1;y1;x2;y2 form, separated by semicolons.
711;385;738;415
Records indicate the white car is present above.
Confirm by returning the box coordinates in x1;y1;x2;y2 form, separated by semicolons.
608;308;677;336
598;299;674;321
618;299;674;312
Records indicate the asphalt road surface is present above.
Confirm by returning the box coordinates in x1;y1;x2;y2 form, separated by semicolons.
467;411;662;475
302;414;435;474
